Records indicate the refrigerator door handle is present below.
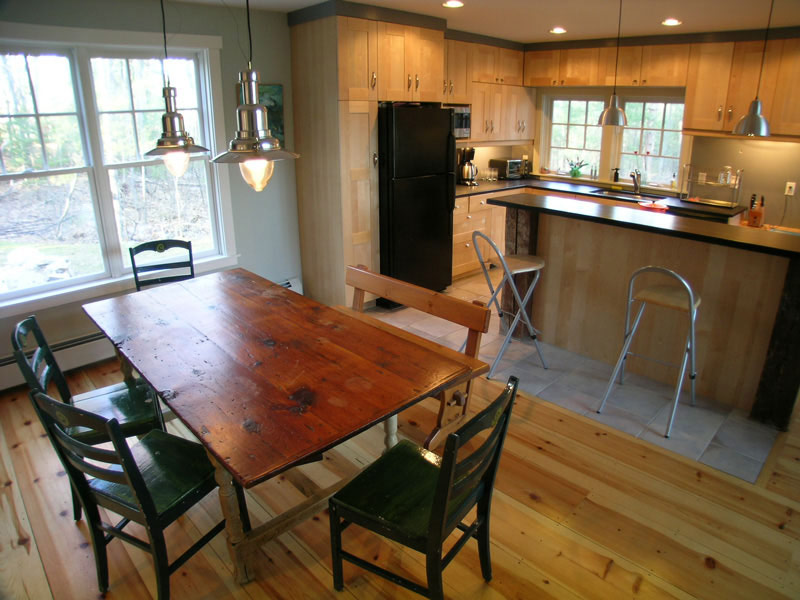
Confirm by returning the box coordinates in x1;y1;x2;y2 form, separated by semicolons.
447;172;456;212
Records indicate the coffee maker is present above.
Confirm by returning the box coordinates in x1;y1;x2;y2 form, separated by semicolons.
457;147;478;186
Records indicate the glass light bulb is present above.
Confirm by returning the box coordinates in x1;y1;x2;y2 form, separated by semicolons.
163;151;190;177
239;158;275;192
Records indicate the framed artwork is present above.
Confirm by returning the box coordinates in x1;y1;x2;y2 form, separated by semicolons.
237;82;285;147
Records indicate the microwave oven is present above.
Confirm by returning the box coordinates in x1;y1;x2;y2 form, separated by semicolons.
489;158;523;179
446;105;471;139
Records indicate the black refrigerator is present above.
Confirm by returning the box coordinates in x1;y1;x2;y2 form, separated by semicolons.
378;102;455;295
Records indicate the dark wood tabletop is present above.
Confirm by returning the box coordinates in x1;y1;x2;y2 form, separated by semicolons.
83;268;483;489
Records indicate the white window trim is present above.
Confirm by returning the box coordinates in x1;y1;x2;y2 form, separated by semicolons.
0;21;237;319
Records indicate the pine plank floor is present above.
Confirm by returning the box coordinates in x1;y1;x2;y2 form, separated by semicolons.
1;359;799;600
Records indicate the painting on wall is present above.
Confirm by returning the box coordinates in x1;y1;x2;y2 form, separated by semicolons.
236;83;285;147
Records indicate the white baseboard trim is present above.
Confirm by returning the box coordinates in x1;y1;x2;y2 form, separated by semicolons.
0;338;117;392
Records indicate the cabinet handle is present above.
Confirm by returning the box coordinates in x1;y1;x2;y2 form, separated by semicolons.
408;74;412;90
500;78;504;83
480;200;486;205
450;80;454;94
641;79;647;84
633;79;638;85
443;79;447;94
727;106;733;120
371;72;377;89
552;80;557;85
465;243;471;248
372;152;378;167
560;79;565;85
496;77;499;82
717;105;723;121
490;120;494;132
485;120;490;132
466;214;472;219
415;74;420;90
522;120;527;132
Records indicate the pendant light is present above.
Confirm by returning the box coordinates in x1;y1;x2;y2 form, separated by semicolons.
732;0;774;136
213;0;298;192
598;0;627;127
145;0;208;177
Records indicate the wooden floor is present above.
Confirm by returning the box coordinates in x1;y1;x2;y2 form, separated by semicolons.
2;359;799;599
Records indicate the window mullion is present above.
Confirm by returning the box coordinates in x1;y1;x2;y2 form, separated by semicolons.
23;55;49;170
74;46;123;278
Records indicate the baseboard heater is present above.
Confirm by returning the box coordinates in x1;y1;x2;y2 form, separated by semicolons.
0;331;107;368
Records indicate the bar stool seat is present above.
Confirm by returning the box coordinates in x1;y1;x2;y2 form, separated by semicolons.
596;266;700;438
471;230;547;379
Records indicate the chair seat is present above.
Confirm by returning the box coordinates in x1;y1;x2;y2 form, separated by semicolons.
69;381;159;445
634;284;702;312
502;254;545;276
90;429;216;519
332;440;441;548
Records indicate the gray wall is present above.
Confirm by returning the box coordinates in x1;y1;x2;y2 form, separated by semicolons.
691;137;800;228
0;0;301;348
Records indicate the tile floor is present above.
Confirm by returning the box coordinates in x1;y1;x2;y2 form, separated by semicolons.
365;270;779;483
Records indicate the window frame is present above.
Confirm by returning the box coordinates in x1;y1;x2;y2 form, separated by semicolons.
0;22;236;318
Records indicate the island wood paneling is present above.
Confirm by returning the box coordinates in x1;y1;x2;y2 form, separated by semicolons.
534;214;787;410
2;363;799;599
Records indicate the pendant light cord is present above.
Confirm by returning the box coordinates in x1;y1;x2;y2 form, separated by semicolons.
159;0;169;86
755;0;775;99
246;0;253;69
612;0;622;94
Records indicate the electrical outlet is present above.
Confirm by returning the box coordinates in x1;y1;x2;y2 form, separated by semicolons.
786;181;796;196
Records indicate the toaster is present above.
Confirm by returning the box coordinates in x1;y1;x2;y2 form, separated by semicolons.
489;158;522;179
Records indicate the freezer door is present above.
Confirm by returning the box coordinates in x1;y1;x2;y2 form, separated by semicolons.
390;105;454;178
383;174;453;291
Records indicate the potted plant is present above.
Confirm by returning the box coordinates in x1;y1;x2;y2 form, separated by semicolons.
568;158;588;178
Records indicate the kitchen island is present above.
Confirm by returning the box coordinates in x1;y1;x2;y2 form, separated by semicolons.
479;190;799;429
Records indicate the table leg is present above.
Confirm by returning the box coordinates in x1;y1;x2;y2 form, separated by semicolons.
383;415;398;452
208;451;254;584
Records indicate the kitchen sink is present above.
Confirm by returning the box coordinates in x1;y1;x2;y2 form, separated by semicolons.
589;188;669;202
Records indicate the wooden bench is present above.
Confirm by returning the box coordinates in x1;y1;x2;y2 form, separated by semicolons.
345;264;491;449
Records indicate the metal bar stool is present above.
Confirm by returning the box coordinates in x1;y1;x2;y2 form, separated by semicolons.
596;266;700;438
471;230;547;378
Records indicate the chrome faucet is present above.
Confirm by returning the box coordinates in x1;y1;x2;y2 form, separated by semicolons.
630;169;641;194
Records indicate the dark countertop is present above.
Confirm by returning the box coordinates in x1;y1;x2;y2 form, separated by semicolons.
456;177;746;222
484;192;800;258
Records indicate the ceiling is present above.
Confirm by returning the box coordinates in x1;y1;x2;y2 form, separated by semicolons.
178;0;800;44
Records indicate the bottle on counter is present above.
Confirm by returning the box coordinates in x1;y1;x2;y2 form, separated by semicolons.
612;167;620;182
670;173;677;189
749;194;764;228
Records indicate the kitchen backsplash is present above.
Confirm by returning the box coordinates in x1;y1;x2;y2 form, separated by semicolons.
690;137;800;229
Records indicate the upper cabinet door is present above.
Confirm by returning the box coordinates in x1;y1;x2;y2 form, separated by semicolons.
640;44;690;86
446;39;472;104
770;39;800;136
558;48;600;86
338;17;378;101
409;27;445;102
378;22;412;101
497;48;524;85
597;46;642;86
684;42;735;130
726;39;782;130
472;44;499;83
523;50;560;86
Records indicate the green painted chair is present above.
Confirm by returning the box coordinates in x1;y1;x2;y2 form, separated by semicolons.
12;315;164;519
328;376;519;599
129;239;194;291
31;390;228;600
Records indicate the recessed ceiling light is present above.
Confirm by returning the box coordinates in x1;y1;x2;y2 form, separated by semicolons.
442;0;464;7
550;26;567;34
662;18;682;26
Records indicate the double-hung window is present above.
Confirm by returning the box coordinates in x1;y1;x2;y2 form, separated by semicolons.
619;98;684;186
0;33;230;304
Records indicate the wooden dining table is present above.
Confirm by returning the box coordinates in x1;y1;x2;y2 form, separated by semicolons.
82;268;487;583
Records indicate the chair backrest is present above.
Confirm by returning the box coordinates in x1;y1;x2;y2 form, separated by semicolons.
345;264;490;359
129;239;194;291
429;376;518;545
31;390;157;524
12;316;74;404
628;265;698;313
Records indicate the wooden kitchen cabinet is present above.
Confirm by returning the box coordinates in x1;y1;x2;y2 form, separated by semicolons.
377;22;444;102
684;42;735;130
502;85;535;141
470;82;504;141
598;44;689;87
725;39;782;131
452;194;508;279
472;44;523;85
337;17;378;101
445;39;472;104
764;39;800;135
524;48;598;86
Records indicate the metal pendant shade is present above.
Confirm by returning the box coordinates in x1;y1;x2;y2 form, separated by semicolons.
732;0;774;137
145;0;207;177
212;0;298;192
599;0;627;127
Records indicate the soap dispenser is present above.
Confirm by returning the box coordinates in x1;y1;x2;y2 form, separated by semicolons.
612;168;620;182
